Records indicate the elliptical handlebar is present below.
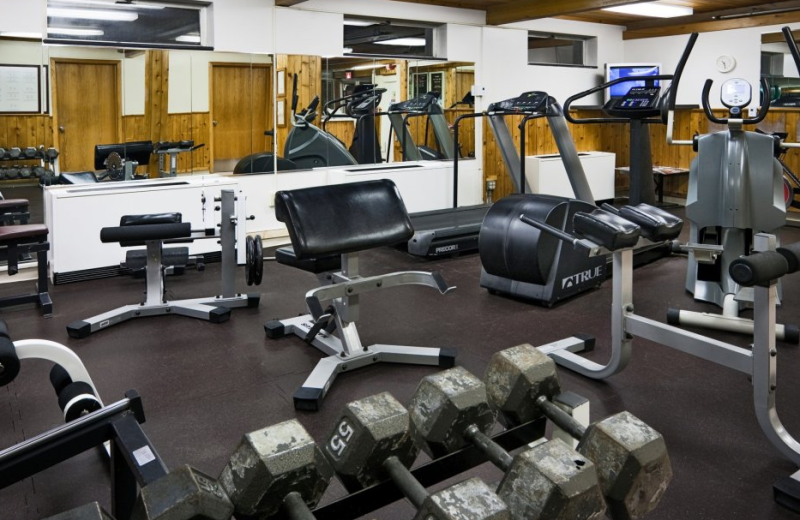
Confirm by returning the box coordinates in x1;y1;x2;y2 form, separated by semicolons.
700;77;771;125
322;86;387;120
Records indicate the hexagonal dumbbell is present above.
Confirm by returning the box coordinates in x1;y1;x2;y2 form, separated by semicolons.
324;392;510;520
23;146;37;159
131;465;233;520
43;502;115;520
8;147;21;159
219;419;332;519
19;167;32;179
410;367;607;520
6;166;19;179
484;344;673;520
0;148;6;160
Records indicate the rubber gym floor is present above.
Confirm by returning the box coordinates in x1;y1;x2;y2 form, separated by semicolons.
1;191;800;519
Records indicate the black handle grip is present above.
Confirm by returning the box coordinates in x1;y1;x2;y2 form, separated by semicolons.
778;242;800;274
307;96;320;113
701;79;728;125
742;78;771;125
666;33;699;115
730;252;788;286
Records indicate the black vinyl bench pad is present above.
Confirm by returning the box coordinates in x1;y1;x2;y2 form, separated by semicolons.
274;179;414;260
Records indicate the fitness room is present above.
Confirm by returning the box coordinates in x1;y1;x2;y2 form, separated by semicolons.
2;0;800;519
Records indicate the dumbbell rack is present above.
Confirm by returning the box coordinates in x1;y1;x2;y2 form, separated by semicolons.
0;146;58;183
277;418;547;520
0;391;159;520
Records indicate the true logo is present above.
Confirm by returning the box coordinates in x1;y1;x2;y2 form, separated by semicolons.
562;266;603;289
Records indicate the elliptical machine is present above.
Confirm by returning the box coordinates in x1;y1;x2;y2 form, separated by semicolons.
385;91;457;161
233;75;384;173
665;29;798;343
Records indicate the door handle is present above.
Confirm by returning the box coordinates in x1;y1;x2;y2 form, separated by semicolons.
212;120;218;127
59;126;65;133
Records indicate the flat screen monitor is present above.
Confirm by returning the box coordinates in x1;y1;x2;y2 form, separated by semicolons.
604;63;660;103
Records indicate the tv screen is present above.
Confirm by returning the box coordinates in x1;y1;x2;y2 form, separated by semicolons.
606;64;660;99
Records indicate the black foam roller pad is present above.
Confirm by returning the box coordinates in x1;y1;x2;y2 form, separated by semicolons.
0;337;20;386
50;364;73;396
778;242;800;274
0;319;10;339
100;222;191;244
729;252;788;287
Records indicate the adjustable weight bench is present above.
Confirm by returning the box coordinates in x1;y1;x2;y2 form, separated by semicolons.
0;224;52;316
67;191;259;338
264;179;457;411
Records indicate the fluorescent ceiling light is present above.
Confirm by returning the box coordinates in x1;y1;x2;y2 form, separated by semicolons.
603;2;692;18
0;31;43;38
351;64;386;71
344;19;374;27
48;27;104;36
176;34;201;43
48;7;139;21
374;37;426;46
49;0;164;8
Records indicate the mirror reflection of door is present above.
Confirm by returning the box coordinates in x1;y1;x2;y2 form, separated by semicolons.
209;63;272;172
53;59;122;172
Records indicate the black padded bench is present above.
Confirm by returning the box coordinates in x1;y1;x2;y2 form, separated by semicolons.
0;223;52;316
265;179;456;411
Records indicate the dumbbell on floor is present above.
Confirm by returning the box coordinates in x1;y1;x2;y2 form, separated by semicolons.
219;419;332;519
410;367;607;520
324;392;510;520
484;345;673;520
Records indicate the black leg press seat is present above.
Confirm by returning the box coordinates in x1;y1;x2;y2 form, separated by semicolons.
265;179;457;411
67;191;259;339
0;223;52;316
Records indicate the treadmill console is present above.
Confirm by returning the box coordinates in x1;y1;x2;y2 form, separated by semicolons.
389;92;440;113
488;91;549;114
605;86;662;118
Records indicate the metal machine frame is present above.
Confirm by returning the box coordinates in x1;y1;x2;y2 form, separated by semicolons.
67;190;259;338
266;251;456;412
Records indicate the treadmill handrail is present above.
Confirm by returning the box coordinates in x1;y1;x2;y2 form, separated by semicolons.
452;112;487;208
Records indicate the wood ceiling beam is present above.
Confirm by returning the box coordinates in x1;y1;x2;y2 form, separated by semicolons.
763;29;800;43
623;1;800;39
487;0;651;26
274;0;309;6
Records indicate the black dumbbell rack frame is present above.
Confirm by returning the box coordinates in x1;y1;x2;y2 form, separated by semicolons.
0;390;169;520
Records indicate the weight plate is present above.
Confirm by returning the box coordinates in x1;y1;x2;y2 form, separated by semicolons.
254;235;264;285
245;235;254;286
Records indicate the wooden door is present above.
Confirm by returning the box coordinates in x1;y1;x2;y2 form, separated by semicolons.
53;60;121;172
210;64;272;172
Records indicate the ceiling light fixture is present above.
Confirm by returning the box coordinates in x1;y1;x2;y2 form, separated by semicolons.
47;7;139;21
344;19;377;27
175;34;201;43
47;27;105;36
0;31;44;38
374;37;426;46
351;63;387;71
49;0;164;8
603;2;693;18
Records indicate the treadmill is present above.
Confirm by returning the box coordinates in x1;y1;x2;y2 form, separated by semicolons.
404;91;594;258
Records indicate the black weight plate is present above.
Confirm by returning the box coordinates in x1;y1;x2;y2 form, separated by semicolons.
245;235;254;286
254;235;264;285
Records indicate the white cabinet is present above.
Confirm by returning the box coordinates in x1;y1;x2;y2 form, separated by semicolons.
524;151;616;202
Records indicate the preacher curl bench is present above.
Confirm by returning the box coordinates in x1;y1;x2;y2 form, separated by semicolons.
265;179;457;411
67;189;259;338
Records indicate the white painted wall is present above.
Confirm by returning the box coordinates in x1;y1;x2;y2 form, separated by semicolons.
624;22;800;108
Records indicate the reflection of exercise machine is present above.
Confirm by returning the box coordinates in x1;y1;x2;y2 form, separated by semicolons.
385;91;456;161
665;28;797;343
154;140;206;177
233;75;384;173
66;189;260;338
94;141;153;181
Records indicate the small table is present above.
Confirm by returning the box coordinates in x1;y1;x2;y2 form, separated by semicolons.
616;166;690;207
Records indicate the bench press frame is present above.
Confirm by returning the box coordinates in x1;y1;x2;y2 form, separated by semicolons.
0;234;52;316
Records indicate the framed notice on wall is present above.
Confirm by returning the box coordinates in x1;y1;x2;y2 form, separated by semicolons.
430;72;444;97
0;64;42;114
